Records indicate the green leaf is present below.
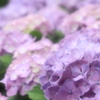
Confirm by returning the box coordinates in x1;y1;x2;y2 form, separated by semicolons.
27;84;46;100
0;0;9;7
8;95;18;100
0;54;13;79
47;30;64;43
30;30;42;41
0;54;13;66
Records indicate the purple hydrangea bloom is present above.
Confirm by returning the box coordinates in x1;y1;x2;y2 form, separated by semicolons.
1;37;59;96
0;31;33;55
0;0;46;28
40;29;100;100
13;37;59;58
38;6;68;32
3;6;68;35
60;0;100;12
1;54;42;96
58;4;100;35
3;13;48;34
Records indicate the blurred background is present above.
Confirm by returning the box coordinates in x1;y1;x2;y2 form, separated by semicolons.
0;0;100;100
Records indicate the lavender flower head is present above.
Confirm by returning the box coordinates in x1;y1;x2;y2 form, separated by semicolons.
1;54;42;96
1;37;59;96
0;0;46;28
40;29;100;100
13;37;59;58
3;13;49;34
38;6;68;33
58;4;100;35
60;0;100;12
0;31;32;55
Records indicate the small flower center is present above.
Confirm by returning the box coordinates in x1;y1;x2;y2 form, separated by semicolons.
68;91;72;94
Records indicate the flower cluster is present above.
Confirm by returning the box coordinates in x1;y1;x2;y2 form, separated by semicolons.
58;4;100;35
40;29;100;100
38;6;67;32
1;37;59;96
0;31;33;55
3;13;49;34
0;0;46;28
3;6;67;35
13;37;58;58
1;54;41;96
60;0;100;12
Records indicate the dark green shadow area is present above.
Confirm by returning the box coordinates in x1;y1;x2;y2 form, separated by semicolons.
8;94;31;100
47;30;64;43
0;0;9;8
30;30;42;41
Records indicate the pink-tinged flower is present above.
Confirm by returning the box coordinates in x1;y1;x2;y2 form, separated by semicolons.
3;13;49;35
1;54;42;96
0;93;8;100
0;31;33;54
58;4;100;35
60;0;100;12
0;0;46;28
40;29;100;100
13;37;59;58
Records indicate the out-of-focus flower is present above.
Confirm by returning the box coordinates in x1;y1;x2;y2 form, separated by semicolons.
0;31;33;55
0;0;47;28
3;6;68;35
1;37;59;96
38;6;68;33
60;0;100;12
13;37;59;58
0;93;8;100
1;54;42;96
3;13;49;35
58;4;100;35
40;29;100;100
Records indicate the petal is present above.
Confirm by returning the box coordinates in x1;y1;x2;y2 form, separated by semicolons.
7;86;18;96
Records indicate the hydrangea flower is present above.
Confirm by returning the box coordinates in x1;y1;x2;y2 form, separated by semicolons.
60;0;100;12
1;37;59;96
0;0;46;28
3;13;49;34
0;31;33;55
1;54;42;96
58;4;100;35
13;37;59;58
38;6;68;32
3;6;68;35
0;93;8;100
40;29;100;100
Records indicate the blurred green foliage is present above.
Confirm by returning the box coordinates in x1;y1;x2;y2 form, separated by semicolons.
30;30;42;41
47;31;64;43
0;54;13;80
0;0;9;7
0;54;13;98
8;94;31;100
